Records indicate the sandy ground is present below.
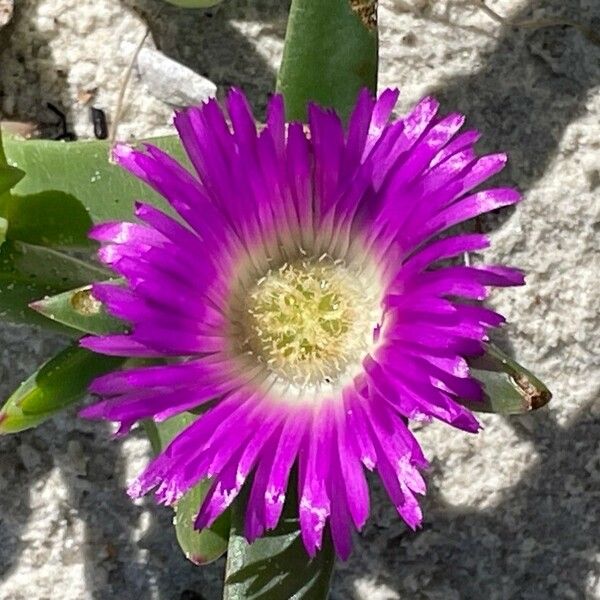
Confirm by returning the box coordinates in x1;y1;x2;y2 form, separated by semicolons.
0;0;599;599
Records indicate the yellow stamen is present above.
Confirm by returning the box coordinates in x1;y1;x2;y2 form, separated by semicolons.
234;254;381;388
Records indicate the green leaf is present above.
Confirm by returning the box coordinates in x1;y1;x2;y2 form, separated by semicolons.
175;478;231;565
0;135;94;249
0;345;123;434
4;190;95;249
466;343;552;415
276;0;378;121
143;412;230;565
30;283;127;335
2;135;183;225
0;240;110;332
224;478;335;600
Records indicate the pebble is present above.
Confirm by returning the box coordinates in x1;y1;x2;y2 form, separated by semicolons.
121;42;217;108
0;0;13;28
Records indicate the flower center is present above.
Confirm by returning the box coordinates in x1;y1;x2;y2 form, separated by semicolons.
238;255;381;389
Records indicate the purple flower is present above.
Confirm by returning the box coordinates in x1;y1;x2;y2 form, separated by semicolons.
81;88;523;559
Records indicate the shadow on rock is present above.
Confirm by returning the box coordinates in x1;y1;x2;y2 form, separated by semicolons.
359;402;599;600
54;427;220;599
429;0;600;234
348;3;600;597
0;0;75;137
119;0;290;116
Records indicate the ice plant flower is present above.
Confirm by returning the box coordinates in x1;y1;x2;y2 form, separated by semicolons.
80;88;524;559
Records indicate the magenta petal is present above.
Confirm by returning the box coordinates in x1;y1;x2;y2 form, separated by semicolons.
227;88;258;149
383;364;480;432
455;153;507;198
370;88;399;136
264;412;308;529
410;188;522;247
132;323;226;355
298;408;333;556
342;388;377;470
309;103;345;216
368;399;427;496
80;384;219;424
364;402;424;529
392;268;489;300
89;221;165;246
473;265;526;287
389;112;466;188
398;233;490;280
80;334;164;357
188;403;273;519
195;448;247;530
88;358;225;395
286;121;313;237
345;88;376;170
454;304;506;327
92;282;223;332
430;129;481;167
266;94;285;158
335;409;369;529
402;96;440;142
134;202;204;253
327;454;354;561
245;431;281;542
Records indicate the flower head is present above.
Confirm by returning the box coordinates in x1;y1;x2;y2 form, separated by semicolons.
81;88;523;559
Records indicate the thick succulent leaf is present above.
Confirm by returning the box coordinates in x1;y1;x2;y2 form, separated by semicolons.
466;343;552;414
3;190;94;249
0;240;110;332
175;478;231;565
30;284;127;335
2;135;183;225
0;346;123;434
143;412;230;565
224;480;335;600
0;134;97;248
276;0;378;121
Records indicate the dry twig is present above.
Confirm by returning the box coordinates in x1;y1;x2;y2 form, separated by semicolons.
109;27;150;150
469;0;600;46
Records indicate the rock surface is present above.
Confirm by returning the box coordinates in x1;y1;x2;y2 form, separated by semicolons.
0;1;599;599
